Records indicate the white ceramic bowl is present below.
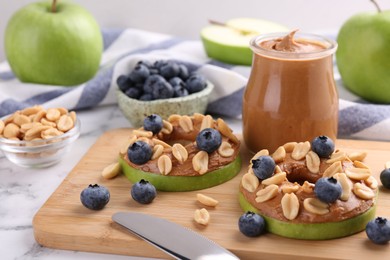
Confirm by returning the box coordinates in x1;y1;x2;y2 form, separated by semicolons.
0;118;80;168
117;82;214;127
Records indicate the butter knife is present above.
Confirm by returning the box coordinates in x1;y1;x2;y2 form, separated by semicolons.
112;212;239;260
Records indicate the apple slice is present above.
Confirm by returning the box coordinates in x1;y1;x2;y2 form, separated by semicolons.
120;156;241;191
239;192;376;240
201;18;288;65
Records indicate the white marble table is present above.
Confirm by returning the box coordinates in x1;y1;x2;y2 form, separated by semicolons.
0;105;242;260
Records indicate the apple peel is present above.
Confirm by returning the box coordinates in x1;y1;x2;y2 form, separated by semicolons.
120;155;242;191
239;192;377;240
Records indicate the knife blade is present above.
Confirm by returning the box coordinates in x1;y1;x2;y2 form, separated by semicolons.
112;212;239;260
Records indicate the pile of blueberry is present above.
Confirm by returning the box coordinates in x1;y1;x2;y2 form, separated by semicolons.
117;60;208;101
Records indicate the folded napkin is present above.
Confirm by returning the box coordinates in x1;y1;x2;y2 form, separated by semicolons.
0;28;389;142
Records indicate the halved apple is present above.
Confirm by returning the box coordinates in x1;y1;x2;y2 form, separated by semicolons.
239;192;376;240
201;18;288;65
120;156;241;191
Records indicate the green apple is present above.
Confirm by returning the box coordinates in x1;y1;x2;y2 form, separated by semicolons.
336;1;390;103
119;155;242;191
201;18;288;65
239;192;376;240
5;0;102;86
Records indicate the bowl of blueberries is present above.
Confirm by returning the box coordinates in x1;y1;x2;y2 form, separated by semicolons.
116;59;214;126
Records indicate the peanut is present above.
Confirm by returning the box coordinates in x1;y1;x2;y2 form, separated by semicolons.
102;162;121;179
157;155;172;175
306;151;320;174
179;115;193;133
255;184;279;203
291;141;311;160
272;146;286;163
197;194;219;207
217;141;235;157
261;172;287;186
281;193;299;220
303;198;329;215
323;161;343;178
172;143;188;163
57;115;74;132
353;183;376;200
241;172;259;192
192;151;209;175
345;167;371;181
200;115;213;130
194;208;210;225
347;151;367;162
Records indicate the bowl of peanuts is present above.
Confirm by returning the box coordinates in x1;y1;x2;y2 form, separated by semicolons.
0;105;80;168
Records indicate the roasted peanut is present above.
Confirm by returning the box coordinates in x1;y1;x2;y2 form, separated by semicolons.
179;115;193;133
172;143;188;163
241;172;259;192
291;141;311;160
281;193;299;220
255;184;279;203
197;194;219;207
194;208;210;225
158;155;172;175
217;141;235;157
192;151;209;175
102;162;121;179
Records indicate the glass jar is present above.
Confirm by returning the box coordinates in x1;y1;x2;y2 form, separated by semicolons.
242;32;338;153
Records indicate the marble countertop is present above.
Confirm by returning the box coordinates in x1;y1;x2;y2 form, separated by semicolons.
0;105;242;260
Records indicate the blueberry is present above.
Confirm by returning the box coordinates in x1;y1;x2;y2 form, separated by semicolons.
139;93;153;101
80;184;110;210
170;77;188;97
185;74;207;94
173;85;189;98
136;60;153;69
127;141;153;165
143;75;166;94
366;217;390;244
154;60;169;70
252;156;275;180
311;136;335;158
159;61;180;79
238;211;266;237
131;179;157;204
149;68;159;75
129;64;150;83
116;75;133;93
314;177;342;203
151;80;174;100
125;87;141;99
196;128;222;153
143;114;163;134
380;168;390;189
178;64;189;80
169;77;185;87
134;83;144;90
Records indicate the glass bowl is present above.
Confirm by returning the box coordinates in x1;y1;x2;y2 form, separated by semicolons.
0;118;81;168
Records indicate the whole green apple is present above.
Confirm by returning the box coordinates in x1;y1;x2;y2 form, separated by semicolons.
5;0;103;86
336;2;390;103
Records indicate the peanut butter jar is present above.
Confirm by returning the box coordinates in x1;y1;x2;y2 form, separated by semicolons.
243;31;338;153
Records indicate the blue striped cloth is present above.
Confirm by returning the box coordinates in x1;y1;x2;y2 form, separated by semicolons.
1;28;389;141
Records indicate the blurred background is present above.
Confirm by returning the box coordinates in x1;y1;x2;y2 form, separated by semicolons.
1;0;390;62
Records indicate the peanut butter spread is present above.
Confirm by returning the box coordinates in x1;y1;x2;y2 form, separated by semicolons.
260;29;326;52
240;142;377;224
123;114;240;176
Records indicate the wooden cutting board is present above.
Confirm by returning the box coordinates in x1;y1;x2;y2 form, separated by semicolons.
33;129;390;259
